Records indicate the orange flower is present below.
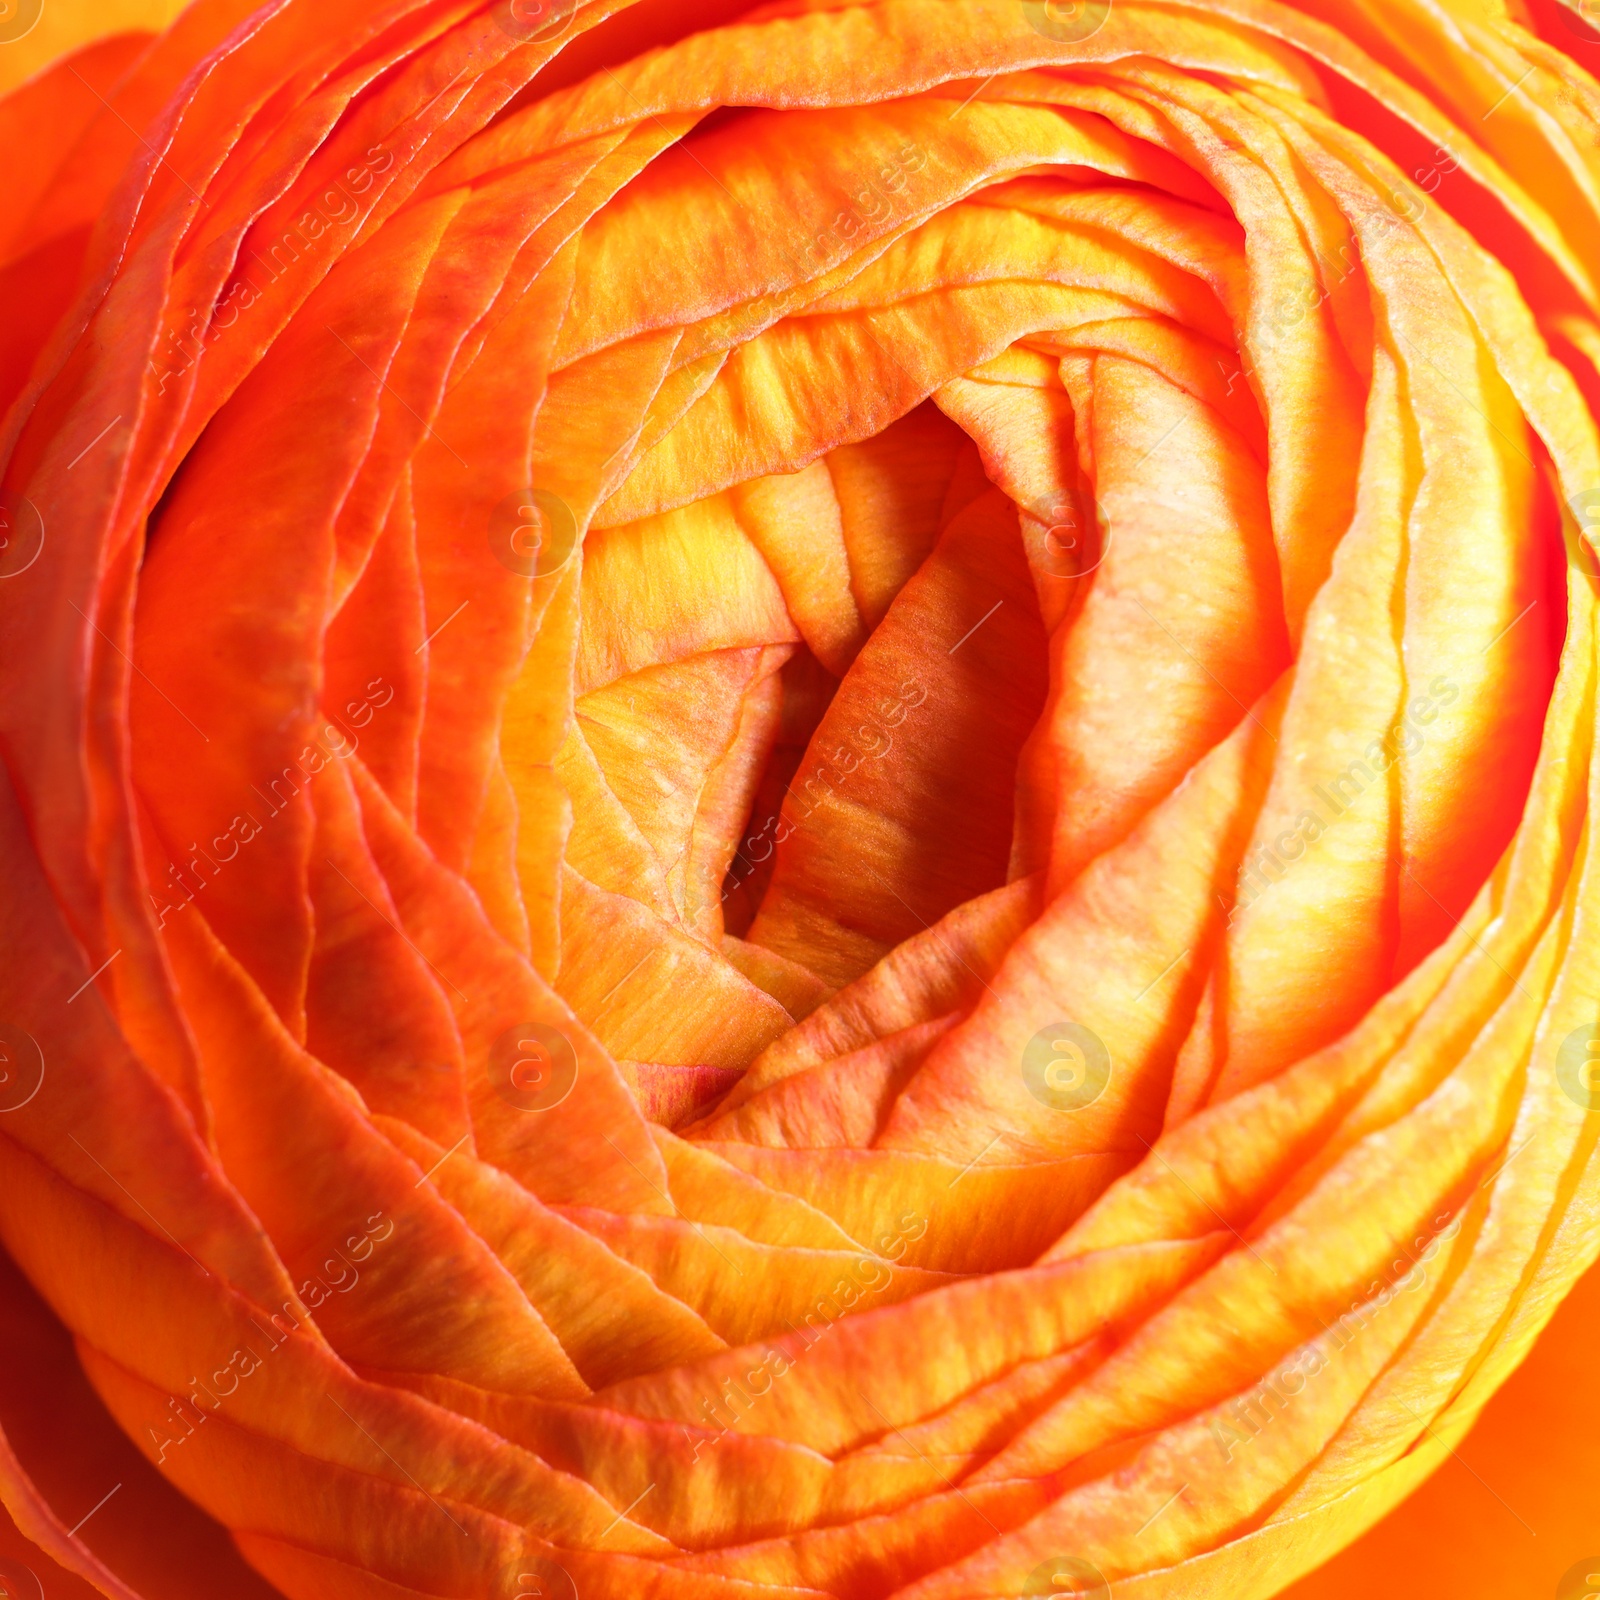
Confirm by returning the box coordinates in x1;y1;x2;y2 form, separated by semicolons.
2;3;1600;1598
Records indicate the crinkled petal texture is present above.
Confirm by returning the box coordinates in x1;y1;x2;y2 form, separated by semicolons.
4;1;1600;1597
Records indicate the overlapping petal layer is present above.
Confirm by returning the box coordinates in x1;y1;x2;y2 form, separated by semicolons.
3;2;1600;1597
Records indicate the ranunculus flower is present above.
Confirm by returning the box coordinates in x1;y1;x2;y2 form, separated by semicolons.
3;2;1600;1597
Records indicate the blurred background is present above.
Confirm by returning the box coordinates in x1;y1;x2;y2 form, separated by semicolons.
0;0;182;93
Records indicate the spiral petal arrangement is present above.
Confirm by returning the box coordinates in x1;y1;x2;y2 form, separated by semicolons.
4;2;1600;1597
